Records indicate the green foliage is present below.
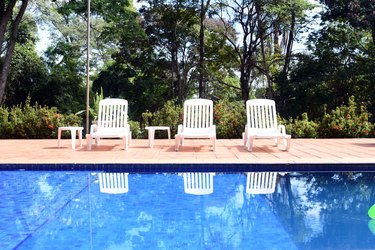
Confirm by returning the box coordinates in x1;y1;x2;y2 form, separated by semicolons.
77;88;104;121
319;96;372;138
5;41;48;107
371;124;375;138
276;22;375;121
213;99;246;139
91;88;104;120
128;120;141;139
0;98;82;139
17;14;38;45
151;101;183;137
93;60;172;120
140;101;183;138
319;0;375;42
141;110;153;128
283;113;319;138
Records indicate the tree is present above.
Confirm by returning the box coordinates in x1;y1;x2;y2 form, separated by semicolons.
212;0;312;102
40;41;86;113
204;18;241;99
2;13;48;106
140;0;200;104
5;41;48;106
277;22;375;120
80;0;168;118
0;0;29;103
267;0;313;104
198;0;210;98
320;0;375;44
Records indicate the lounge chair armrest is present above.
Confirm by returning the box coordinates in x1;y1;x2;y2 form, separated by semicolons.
278;124;286;135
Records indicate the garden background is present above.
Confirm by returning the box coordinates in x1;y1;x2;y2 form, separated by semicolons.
0;0;374;139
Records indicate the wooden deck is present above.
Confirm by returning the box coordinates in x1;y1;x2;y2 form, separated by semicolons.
0;138;374;166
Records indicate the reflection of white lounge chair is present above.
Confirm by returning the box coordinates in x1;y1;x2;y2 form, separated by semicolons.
87;98;131;151
175;99;216;151
243;99;291;151
98;173;129;194
183;173;215;195
246;172;277;194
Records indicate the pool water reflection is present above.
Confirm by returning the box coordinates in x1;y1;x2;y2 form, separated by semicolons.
1;171;374;249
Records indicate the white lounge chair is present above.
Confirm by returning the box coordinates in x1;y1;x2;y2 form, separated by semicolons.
87;98;131;151
98;172;129;194
183;172;215;195
246;172;278;194
243;99;291;151
175;99;216;151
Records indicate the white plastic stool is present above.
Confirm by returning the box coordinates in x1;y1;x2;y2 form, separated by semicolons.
58;126;83;150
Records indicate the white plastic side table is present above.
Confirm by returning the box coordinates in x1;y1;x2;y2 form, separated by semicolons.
145;126;171;148
58;126;83;150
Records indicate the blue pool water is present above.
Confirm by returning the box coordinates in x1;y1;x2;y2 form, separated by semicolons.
1;171;375;249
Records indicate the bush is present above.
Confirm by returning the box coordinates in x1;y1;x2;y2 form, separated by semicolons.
283;113;319;138
319;96;372;138
141;100;183;138
371;124;375;137
128;120;141;139
0;98;82;139
214;99;246;139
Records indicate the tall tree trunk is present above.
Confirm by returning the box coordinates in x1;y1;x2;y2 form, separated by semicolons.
172;47;182;104
279;11;295;111
240;65;250;102
282;11;295;77
273;21;280;55
198;0;210;98
256;3;273;99
0;0;28;103
0;1;17;54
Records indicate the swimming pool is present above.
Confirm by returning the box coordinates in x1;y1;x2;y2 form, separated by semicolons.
1;171;374;249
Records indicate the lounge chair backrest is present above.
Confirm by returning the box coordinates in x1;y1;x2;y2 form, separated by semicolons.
97;98;128;132
183;99;213;133
98;172;129;194
246;172;277;194
183;172;215;195
246;99;278;134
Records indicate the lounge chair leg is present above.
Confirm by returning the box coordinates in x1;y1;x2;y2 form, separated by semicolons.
86;134;92;150
212;137;216;151
175;136;180;151
285;136;291;151
121;136;126;151
125;136;129;151
247;136;254;152
128;131;132;146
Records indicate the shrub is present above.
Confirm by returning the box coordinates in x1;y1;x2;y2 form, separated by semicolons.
128;120;141;139
0;98;82;139
283;113;319;138
319;96;372;138
370;124;375;137
141;100;183;138
214;99;246;139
